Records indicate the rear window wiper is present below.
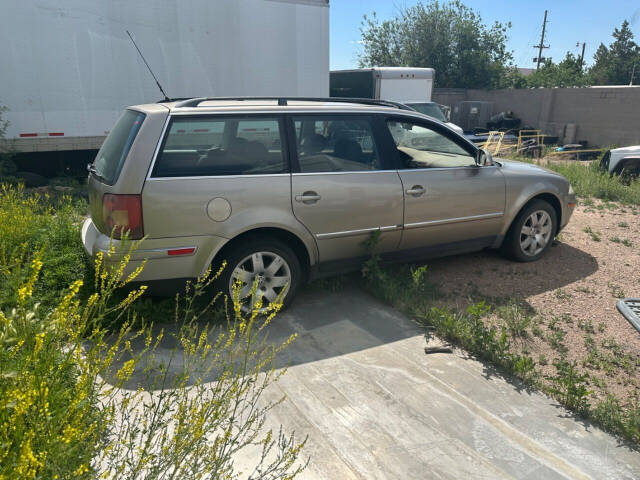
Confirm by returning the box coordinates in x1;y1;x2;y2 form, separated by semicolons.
87;164;107;183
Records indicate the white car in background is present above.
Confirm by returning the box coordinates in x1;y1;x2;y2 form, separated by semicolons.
403;102;465;134
601;146;640;179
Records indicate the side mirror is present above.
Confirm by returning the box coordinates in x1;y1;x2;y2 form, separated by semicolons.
476;148;495;167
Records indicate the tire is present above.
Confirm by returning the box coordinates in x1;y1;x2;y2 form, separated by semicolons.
500;199;557;262
214;236;302;313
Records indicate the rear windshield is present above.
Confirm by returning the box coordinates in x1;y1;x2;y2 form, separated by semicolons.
406;103;446;122
92;110;145;185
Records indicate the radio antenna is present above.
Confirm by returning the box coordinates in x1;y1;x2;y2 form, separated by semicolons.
126;30;170;101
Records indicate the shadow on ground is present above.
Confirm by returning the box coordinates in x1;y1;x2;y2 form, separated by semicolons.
425;241;598;299
115;241;599;392
119;283;422;390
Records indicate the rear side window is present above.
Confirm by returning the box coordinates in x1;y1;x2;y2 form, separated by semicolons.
93;110;145;185
152;116;286;177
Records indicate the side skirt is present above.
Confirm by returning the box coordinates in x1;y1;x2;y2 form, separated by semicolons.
309;236;497;281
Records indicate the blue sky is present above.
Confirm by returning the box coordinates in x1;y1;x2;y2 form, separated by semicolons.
330;1;640;70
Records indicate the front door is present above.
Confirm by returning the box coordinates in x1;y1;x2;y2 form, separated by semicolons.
384;117;506;253
289;114;404;267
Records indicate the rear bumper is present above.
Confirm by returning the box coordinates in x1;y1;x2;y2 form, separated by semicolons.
81;217;228;282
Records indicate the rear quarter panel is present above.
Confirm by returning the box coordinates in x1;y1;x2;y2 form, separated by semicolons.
141;175;319;268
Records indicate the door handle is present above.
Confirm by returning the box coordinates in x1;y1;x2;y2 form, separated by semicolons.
405;185;426;196
295;191;321;204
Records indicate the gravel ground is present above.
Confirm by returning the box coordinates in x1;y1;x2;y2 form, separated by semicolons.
426;200;640;405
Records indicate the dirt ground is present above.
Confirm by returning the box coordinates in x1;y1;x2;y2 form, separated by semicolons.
426;200;640;404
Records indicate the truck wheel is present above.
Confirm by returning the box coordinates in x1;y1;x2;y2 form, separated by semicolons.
215;237;301;314
501;200;557;262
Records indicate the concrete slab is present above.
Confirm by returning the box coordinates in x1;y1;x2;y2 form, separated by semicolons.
125;285;640;479
254;286;640;480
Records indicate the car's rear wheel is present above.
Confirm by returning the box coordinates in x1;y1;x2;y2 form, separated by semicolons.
501;199;557;262
216;237;301;314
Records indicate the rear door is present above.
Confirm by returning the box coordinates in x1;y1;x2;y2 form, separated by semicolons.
289;114;404;267
384;116;505;253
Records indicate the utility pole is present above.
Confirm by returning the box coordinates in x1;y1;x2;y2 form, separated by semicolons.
534;10;549;70
631;63;637;86
579;42;586;69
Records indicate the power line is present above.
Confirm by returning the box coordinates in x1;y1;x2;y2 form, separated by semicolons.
516;23;541;67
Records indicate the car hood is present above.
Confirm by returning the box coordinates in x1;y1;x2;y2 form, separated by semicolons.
611;145;640;155
496;158;564;178
446;122;464;134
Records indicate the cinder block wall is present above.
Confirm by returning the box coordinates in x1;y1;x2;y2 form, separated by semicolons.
433;87;640;147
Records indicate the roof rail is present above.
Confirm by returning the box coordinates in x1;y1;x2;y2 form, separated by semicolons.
171;96;416;111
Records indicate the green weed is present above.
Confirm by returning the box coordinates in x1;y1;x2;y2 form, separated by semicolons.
495;302;533;339
592;396;640;444
549;361;592;414
578;318;595;334
554;288;572;300
608;282;625;298
583;226;601;242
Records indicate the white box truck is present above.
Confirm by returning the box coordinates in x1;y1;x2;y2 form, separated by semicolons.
330;67;435;103
0;0;330;153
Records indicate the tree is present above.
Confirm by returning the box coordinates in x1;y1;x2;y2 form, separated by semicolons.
0;104;16;178
358;1;514;89
589;20;640;85
524;52;588;88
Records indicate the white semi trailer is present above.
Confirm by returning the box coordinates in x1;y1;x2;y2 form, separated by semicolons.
0;0;330;153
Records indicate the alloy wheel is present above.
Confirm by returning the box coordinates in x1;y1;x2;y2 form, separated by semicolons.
519;210;553;257
229;251;291;313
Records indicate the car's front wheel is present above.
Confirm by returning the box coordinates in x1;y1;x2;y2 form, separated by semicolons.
216;237;301;314
501;199;557;262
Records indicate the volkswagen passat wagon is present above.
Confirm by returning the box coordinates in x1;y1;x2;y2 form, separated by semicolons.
82;97;576;311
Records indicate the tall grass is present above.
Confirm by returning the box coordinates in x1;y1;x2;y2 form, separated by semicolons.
546;161;640;205
0;185;307;479
510;154;640;205
0;185;89;310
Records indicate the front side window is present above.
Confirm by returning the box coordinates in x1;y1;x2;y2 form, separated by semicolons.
293;116;382;173
153;116;285;177
386;120;475;169
93;110;145;184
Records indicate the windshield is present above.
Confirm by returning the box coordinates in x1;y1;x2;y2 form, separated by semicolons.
92;110;145;185
406;103;447;122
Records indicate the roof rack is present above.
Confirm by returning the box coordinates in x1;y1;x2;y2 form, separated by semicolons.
170;96;416;111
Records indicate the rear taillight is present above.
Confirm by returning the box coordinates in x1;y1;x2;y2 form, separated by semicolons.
102;194;143;240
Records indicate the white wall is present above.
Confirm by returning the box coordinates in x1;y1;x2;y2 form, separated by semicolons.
0;0;329;139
